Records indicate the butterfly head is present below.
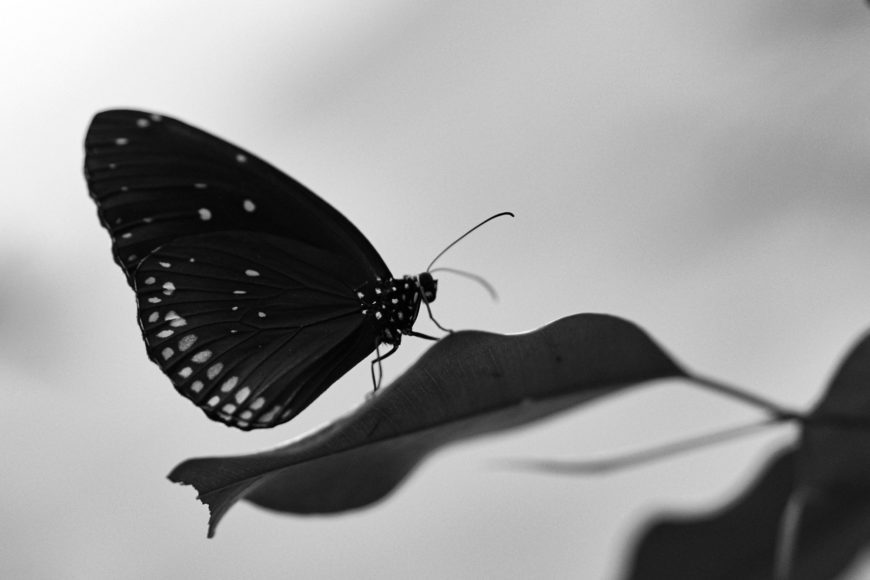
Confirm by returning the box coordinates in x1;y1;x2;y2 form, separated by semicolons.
416;272;437;303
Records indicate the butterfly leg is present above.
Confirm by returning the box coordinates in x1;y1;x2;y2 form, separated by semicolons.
370;342;399;391
408;330;439;341
420;294;454;334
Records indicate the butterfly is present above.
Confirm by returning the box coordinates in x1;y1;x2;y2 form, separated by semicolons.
84;109;449;430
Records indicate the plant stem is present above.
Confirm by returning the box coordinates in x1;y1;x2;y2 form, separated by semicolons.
495;418;787;475
689;375;870;432
688;374;802;420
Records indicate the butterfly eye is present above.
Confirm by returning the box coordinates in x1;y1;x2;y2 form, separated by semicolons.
418;272;438;303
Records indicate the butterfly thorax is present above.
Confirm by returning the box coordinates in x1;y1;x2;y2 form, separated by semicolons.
356;272;437;345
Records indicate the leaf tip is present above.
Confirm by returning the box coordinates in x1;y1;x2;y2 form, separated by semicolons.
166;467;223;538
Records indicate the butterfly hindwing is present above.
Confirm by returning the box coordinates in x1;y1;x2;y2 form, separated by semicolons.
85;110;390;288
134;231;381;429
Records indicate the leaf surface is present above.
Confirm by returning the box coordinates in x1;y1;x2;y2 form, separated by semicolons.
169;313;684;537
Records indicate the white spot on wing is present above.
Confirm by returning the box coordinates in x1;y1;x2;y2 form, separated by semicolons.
260;406;280;423
233;290;246;295
157;329;174;338
162;282;176;296
243;199;256;212
178;334;198;351
235;387;251;404
144;276;156;285
235;153;247;163
159;261;171;268
147;312;159;323
161;347;173;360
222;403;237;414
207;363;224;380
148;297;162;304
178;367;192;378
191;350;212;363
250;397;265;410
191;380;203;393
198;208;212;221
194;182;207;189
245;269;259;277
207;396;220;407
220;377;238;392
115;137;129;146
136;118;150;128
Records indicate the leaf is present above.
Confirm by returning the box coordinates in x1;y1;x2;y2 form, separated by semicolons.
168;313;685;537
626;448;870;580
626;449;796;580
800;329;870;489
627;330;870;580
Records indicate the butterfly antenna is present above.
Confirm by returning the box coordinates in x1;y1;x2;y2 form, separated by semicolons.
429;267;499;301
426;211;515;272
419;211;513;335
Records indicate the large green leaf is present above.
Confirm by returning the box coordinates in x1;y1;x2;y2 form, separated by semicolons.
169;313;685;537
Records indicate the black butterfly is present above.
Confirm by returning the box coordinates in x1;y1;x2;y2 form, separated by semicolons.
84;109;442;430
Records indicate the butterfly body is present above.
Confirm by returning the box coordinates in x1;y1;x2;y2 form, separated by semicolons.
357;272;437;345
85;110;436;429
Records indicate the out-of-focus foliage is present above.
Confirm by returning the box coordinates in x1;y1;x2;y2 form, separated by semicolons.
628;329;870;580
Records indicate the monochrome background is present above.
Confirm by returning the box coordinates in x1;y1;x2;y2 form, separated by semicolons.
3;1;869;578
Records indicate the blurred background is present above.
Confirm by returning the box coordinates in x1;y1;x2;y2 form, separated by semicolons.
3;1;870;578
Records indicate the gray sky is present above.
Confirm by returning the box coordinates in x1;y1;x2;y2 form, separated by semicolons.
3;1;870;578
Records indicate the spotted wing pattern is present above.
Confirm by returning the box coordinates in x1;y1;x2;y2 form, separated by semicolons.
134;231;380;429
84;110;389;289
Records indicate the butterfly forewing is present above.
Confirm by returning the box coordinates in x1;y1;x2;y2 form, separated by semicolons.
134;231;380;429
85;110;390;288
84;109;430;430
